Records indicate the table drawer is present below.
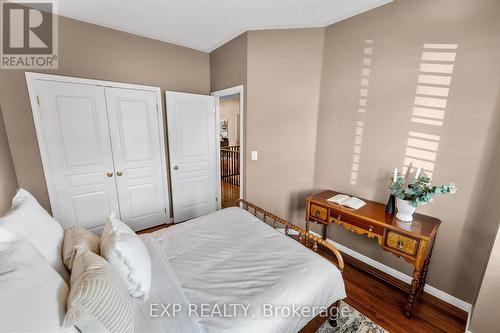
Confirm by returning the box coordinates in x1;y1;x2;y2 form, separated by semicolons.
310;204;328;222
330;208;384;236
386;231;419;256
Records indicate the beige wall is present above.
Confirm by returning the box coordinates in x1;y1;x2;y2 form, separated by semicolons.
210;33;247;92
469;223;500;333
210;33;248;195
210;0;500;303
246;28;325;223
0;15;210;211
0;110;18;214
468;126;500;332
314;0;500;302
220;97;240;146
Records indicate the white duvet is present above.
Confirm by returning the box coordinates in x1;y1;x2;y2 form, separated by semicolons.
134;207;346;333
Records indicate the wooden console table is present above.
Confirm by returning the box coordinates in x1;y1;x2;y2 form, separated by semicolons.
305;190;441;317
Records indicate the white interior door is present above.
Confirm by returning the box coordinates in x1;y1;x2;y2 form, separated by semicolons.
166;91;218;223
105;88;168;231
34;80;119;232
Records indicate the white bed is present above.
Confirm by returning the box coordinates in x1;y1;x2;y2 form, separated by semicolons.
134;207;346;333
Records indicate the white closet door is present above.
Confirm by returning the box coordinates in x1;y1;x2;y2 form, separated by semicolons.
166;91;218;223
34;80;119;231
105;88;168;231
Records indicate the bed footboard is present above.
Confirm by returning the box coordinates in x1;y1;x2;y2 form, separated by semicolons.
238;199;344;272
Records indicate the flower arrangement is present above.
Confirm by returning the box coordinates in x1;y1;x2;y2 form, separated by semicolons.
390;174;457;208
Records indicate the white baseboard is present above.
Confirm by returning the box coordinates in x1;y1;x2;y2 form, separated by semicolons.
309;231;472;314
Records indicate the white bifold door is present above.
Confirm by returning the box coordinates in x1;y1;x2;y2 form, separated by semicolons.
166;91;218;223
31;78;169;233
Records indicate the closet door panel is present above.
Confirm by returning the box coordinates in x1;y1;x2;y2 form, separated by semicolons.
105;88;167;230
34;81;119;231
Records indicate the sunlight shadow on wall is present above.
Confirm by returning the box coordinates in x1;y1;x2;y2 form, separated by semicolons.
403;43;458;178
350;40;374;186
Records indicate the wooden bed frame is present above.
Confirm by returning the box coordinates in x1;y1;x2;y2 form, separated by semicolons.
238;199;345;328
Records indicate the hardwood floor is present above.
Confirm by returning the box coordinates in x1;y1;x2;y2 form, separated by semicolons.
137;223;467;333
137;223;173;234
221;180;239;208
337;261;466;333
300;242;467;333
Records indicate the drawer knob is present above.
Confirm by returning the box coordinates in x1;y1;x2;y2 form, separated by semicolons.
315;211;320;217
397;240;404;249
337;214;342;220
368;225;374;232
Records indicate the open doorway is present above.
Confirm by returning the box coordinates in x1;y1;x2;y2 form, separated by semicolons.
212;86;244;209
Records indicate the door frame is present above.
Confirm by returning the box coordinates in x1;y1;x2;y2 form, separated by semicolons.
25;72;171;223
211;85;245;203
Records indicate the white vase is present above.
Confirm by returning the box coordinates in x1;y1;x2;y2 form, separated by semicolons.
396;198;416;222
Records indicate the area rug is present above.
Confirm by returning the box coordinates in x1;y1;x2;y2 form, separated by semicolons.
316;301;387;333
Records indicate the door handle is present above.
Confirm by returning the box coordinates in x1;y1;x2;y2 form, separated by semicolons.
173;165;179;170
116;171;123;176
106;172;113;177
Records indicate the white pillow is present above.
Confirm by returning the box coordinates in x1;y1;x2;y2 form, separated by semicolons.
100;213;151;300
0;227;75;333
0;189;68;281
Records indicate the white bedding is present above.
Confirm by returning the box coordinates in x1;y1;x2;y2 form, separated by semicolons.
135;207;346;333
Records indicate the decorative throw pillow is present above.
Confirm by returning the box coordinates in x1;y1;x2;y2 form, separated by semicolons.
100;213;152;300
0;227;74;333
65;249;135;333
0;188;68;281
63;226;100;271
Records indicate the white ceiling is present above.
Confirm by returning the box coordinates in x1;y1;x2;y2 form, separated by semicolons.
58;0;392;53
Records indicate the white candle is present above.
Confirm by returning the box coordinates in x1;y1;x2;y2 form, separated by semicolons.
415;167;421;179
393;168;397;183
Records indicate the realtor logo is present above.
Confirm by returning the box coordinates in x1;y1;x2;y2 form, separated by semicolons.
1;0;58;68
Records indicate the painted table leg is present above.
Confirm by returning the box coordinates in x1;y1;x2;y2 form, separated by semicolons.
404;268;422;318
322;224;328;240
305;220;310;245
417;245;434;297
